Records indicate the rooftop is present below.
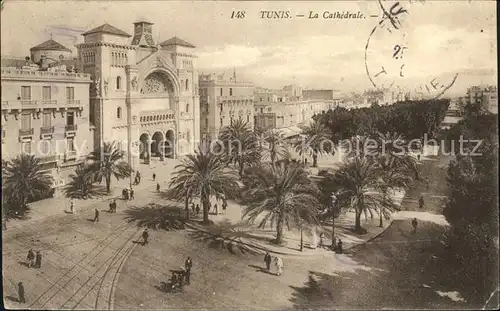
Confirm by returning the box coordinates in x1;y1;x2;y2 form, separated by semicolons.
160;36;196;48
82;23;131;37
30;39;72;52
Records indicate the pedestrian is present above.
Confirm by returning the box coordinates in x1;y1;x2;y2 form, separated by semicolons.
319;232;325;248
142;228;149;246
18;282;25;303
191;203;196;214
35;251;42;268
222;200;227;214
185;257;193;284
108;201;114;213
156;183;160;192
305;158;308;166
417;154;421;161
69;200;74;214
275;256;284;276
264;252;272;271
112;200;117;213
26;249;35;268
336;239;343;254
130;189;134;200
195;204;200;215
153;173;156;181
93;208;99;222
419;196;424;209
214;203;218;215
412;218;418;233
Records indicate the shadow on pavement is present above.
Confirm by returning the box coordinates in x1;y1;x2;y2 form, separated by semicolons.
4;296;19;303
17;260;29;268
123;203;186;231
248;264;274;275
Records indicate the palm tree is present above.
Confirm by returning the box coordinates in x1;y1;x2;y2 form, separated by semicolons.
219;118;261;178
163;181;195;221
262;129;290;167
376;132;420;179
3;154;54;217
241;162;321;245
331;157;395;233
295;120;331;167
64;164;103;199
87;142;132;193
374;154;412;227
168;145;239;224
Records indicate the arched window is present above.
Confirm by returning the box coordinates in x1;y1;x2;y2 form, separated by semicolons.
185;103;190;113
116;76;121;90
185;79;189;91
117;107;122;119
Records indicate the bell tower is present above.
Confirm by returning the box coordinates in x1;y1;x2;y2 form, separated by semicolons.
131;21;155;47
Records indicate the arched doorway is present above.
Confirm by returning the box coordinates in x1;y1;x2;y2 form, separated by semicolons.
139;133;150;164
151;132;164;159
165;130;175;159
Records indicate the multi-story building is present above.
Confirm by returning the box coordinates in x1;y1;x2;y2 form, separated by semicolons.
282;84;302;100
466;85;498;113
1;40;93;196
76;21;200;169
302;89;336;101
199;72;254;139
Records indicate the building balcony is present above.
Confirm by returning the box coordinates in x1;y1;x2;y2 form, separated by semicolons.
42;100;58;107
65;124;78;132
1;67;91;81
40;126;55;135
139;109;175;124
66;99;83;108
64;150;77;161
19;128;34;137
39;154;59;164
21;100;37;107
217;95;254;103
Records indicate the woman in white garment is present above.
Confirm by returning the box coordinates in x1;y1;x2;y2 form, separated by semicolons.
275;256;284;276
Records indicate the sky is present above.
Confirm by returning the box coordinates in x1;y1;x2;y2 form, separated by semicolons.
1;0;497;96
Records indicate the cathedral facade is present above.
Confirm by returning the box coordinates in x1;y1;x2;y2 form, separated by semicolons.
76;21;200;170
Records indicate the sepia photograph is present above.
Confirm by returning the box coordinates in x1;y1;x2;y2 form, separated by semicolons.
1;0;498;309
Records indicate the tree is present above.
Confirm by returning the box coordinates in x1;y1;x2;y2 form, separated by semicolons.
295;120;331;167
261;129;290;167
219;118;261;178
168;145;239;224
64;164;102;199
3;154;54;218
241;162;321;245
87;142;132;193
376;132;420;180
331;157;394;233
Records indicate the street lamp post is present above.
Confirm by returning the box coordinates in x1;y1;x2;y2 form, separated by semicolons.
331;192;338;250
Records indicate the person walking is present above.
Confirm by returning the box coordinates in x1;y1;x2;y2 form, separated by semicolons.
222;200;227;215
319;232;325;248
214;203;218;215
111;200;117;213
152;173;156;181
69;200;74;214
130;188;134;200
156;183;160;192
142;228;149;246
108;201;114;213
412;218;418;233
195;204;200;215
184;257;193;284
275;257;284;276
264;252;272;271
35;251;42;268
336;239;343;254
18;282;25;303
93;209;99;222
191;203;196;214
26;249;35;268
419;196;424;209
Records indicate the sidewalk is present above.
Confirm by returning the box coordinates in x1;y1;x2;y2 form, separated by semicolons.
4;158;182;231
186;189;406;257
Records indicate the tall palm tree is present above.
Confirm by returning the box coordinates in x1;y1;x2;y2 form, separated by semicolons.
295;120;331;167
331;157;395;233
241;162;321;245
219;118;261;178
377;132;420;179
64;164;103;199
262;129;290;167
374;154;412;227
87;142;132;193
3;154;54;217
168;145;239;224
163;181;195;220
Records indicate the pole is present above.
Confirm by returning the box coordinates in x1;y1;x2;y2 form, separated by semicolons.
127;93;133;189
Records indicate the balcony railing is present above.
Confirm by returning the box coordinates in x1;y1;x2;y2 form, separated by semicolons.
39;154;59;164
21;100;37;106
19;128;34;136
42;100;58;106
40;126;55;135
66;99;81;107
65;150;77;160
65;124;78;132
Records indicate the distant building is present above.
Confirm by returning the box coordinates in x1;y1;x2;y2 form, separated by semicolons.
199;72;254;139
466;85;498;113
1;39;92;197
282;84;302;99
302;89;336;101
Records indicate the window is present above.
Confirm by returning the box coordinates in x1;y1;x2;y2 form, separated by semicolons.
42;86;51;101
21;114;31;130
185;79;189;91
185;104;190;113
21;141;31;154
117;107;122;119
116;76;121;90
229;88;233;96
67;137;75;152
220;88;223;96
67;112;74;126
21;86;31;100
66;87;74;101
40;140;50;155
42;112;51;128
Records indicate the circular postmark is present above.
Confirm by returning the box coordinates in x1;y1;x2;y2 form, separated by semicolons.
365;0;458;100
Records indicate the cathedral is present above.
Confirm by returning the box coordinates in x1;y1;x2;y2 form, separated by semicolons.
77;20;199;169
